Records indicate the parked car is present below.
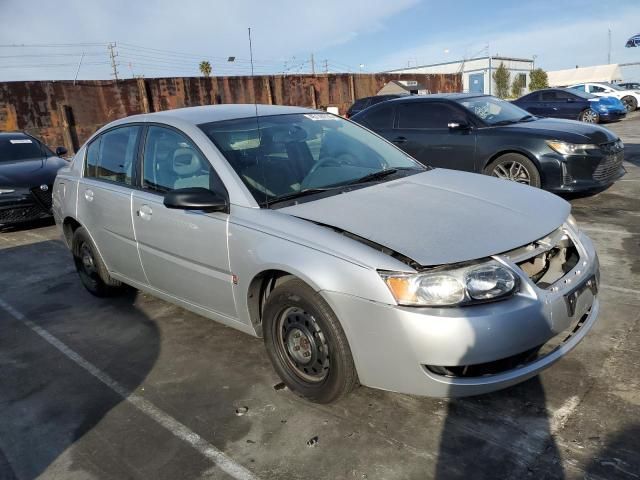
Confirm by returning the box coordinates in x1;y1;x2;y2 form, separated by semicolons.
54;105;600;403
513;88;626;123
0;132;68;226
351;94;625;193
568;82;640;112
346;94;407;118
617;81;640;90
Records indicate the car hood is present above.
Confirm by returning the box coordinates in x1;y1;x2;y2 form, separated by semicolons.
0;157;67;187
499;117;617;144
280;169;570;267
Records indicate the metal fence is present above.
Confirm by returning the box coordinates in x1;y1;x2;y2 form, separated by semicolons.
0;73;461;152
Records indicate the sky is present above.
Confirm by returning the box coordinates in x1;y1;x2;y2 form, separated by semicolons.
0;0;639;81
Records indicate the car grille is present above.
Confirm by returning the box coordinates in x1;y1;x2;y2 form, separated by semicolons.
30;185;53;211
0;205;49;224
502;227;580;289
593;153;624;182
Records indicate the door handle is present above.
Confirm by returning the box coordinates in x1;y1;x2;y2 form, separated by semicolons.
393;136;407;144
84;189;94;202
137;204;153;220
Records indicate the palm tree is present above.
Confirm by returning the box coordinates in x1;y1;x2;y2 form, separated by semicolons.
199;61;212;78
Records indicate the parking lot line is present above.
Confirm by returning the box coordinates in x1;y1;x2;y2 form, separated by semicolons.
0;297;260;480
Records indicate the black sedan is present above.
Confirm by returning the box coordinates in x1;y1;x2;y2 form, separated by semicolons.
513;88;626;123
351;94;625;193
0;132;68;226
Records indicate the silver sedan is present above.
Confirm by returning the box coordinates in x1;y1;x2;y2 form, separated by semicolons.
53;105;600;403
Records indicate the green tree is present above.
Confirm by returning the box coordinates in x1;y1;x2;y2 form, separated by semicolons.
492;62;510;99
511;74;526;98
529;68;549;91
199;60;212;77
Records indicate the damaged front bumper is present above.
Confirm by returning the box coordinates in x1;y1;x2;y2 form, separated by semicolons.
322;222;600;397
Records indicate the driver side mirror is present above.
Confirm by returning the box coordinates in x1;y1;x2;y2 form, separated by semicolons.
447;121;471;131
164;187;228;213
55;146;68;156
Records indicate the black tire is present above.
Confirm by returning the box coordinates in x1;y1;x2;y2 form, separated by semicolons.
263;278;358;403
578;108;600;123
72;227;124;297
484;153;541;188
621;95;637;112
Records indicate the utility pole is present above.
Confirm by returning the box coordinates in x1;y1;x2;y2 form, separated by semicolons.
323;59;328;73
108;42;119;81
311;53;315;75
608;28;612;64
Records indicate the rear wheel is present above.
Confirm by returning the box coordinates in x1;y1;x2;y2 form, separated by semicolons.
485;153;541;188
263;278;358;403
72;227;124;297
621;95;637;112
578;108;599;123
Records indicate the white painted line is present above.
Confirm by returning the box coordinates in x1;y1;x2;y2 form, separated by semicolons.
0;297;259;480
549;395;580;435
581;226;638;236
601;284;640;296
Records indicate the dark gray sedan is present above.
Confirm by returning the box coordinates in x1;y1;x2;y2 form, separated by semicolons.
352;94;625;193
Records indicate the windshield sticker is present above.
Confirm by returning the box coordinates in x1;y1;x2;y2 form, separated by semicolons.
304;113;339;121
9;139;33;144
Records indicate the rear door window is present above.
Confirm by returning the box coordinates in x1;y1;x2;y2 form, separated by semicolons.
85;125;141;185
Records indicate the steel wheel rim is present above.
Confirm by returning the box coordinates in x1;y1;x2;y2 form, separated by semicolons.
276;306;329;383
492;161;531;185
76;241;99;286
582;110;598;123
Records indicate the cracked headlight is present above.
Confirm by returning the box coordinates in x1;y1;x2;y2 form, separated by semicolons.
379;260;518;307
547;141;599;155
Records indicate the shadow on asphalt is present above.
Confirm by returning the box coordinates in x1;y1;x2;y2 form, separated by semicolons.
585;423;640;479
0;244;160;479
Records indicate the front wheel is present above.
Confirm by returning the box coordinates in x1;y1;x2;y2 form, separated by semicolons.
263;278;358;403
621;95;637;112
578;109;599;123
485;153;541;188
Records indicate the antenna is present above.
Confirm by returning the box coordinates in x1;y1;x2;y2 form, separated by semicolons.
73;51;85;86
248;27;267;207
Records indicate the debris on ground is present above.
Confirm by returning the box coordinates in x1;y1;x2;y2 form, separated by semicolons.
306;436;319;447
235;406;249;416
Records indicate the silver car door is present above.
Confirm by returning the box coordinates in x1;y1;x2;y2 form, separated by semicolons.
132;125;236;318
76;125;147;284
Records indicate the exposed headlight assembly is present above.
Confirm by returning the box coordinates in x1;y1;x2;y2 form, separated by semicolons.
379;260;518;307
547;140;599;155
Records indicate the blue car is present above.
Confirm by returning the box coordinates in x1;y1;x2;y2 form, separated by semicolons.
513;88;626;124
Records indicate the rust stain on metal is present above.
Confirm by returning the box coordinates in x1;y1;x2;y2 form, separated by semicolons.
0;73;461;152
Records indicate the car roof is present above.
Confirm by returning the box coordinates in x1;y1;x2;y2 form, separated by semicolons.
121;104;316;125
382;93;487;103
0;131;31;139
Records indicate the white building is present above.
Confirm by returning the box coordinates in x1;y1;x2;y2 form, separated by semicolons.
388;56;534;95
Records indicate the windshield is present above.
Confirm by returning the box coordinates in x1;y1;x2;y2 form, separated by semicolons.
199;113;424;205
0;136;52;162
455;96;532;125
